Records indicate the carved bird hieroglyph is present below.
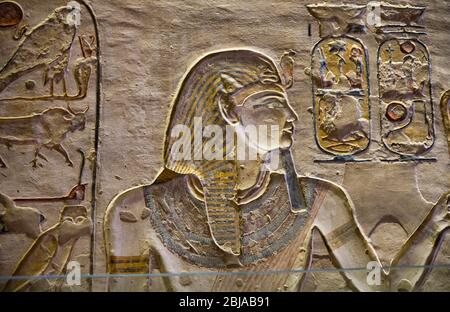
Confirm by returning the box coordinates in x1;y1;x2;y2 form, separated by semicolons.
0;5;79;96
3;205;91;292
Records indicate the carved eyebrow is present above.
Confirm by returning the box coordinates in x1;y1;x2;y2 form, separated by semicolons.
252;95;286;109
239;88;285;104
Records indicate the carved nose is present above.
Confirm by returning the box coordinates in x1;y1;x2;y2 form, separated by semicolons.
287;107;298;122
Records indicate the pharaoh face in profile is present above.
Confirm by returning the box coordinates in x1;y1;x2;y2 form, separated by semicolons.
104;49;450;292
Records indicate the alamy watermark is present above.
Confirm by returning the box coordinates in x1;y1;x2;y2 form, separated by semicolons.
169;117;283;168
366;261;381;286
366;2;381;27
66;260;81;286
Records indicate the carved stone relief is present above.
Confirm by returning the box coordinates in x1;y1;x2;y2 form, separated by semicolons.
103;48;450;292
378;38;434;157
307;1;437;162
3;204;92;291
441;90;450;154
0;0;98;291
311;36;370;157
0;0;449;293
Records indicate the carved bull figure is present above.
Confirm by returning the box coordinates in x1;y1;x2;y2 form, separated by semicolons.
0;104;88;168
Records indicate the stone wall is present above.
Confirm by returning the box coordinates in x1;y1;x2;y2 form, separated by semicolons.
0;0;449;291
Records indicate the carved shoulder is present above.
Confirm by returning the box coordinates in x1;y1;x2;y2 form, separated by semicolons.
104;181;171;226
297;175;357;222
103;180;175;265
105;186;145;223
298;175;352;203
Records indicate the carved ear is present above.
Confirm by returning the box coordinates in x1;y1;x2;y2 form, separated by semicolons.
220;73;244;94
218;93;239;125
280;50;296;89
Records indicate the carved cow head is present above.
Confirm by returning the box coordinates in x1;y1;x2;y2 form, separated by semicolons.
66;103;89;132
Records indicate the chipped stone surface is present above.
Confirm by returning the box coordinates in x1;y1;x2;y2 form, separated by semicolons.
119;211;138;223
1;0;449;292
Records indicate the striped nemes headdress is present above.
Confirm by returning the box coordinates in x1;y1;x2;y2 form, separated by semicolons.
163;49;295;257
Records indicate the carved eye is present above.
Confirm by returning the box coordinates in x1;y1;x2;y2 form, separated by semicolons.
253;96;286;110
255;102;284;109
75;216;86;224
63;216;74;223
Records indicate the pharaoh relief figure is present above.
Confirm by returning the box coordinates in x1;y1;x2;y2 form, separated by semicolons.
104;49;450;292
